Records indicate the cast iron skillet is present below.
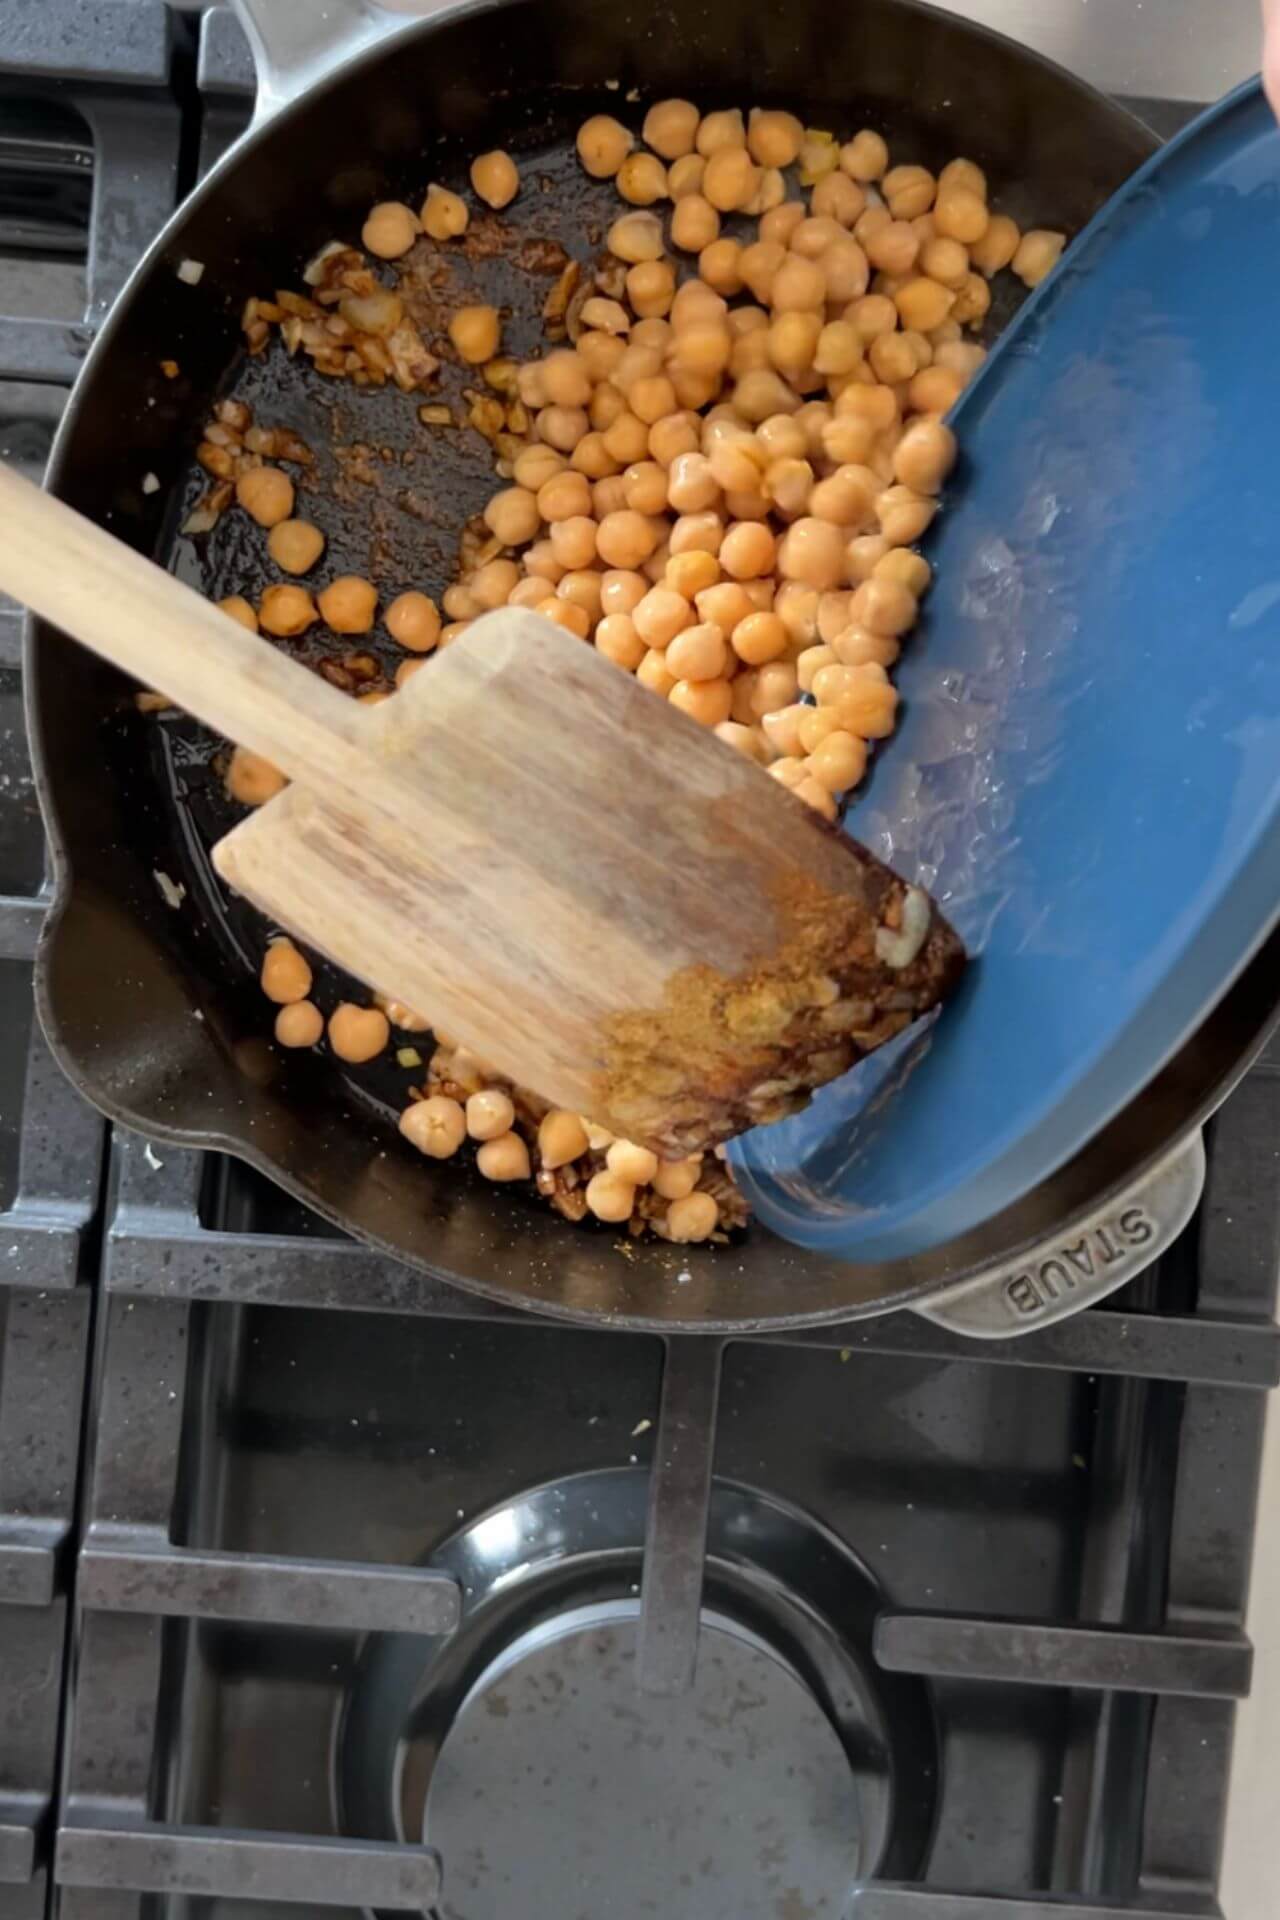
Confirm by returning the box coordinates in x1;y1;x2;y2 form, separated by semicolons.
26;0;1276;1331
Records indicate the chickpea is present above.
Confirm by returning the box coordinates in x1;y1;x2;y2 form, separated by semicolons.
580;297;630;337
548;516;598;570
717;520;776;582
275;1000;324;1048
851;575;918;638
371;588;432;650
670;676;732;727
362;200;419;260
535;469;590;523
652;1155;703;1200
470;149;519;209
569;431;615;481
691;240;740;300
397;1094;465;1159
633;585;694;648
669;509;725;557
507;576;550;610
840;129;889;182
847;294;899;345
920;235;970;288
449;304;501;365
217;595;259;632
328;1002;390;1063
629;373;677;423
1013;228;1066;288
588;384;626;434
750;660;798;716
536;595;591;638
600;568;649;617
778;516;845;590
702;147;760;213
577;113;632;178
811;170;864;226
236;465;294;527
477;1132;532;1180
532;1108;586;1170
875;547;932;597
883;164;936;219
934;187;989;245
864;219;919;277
796;643;836;692
484;486;540;545
557;572;603;623
666;1191;718;1242
666;153;706;199
771;256;826;312
761;456;812;519
732;370;800;424
443;581;481;622
869;331;917;385
267;518;325;575
258;583;317;637
475;559;522;611
621;460;669;516
969;212;1020;276
421;183;468;241
643;98;700;159
260;936;311;1004
577;332;628;386
434;626;469;652
540;404;591;453
666;621;727;682
695;581;754;634
769;755;806;789
893;417;957;494
318;576;377;635
696;108;746;155
585;1170;636;1222
739;239;785;304
518;361;549;408
594;508;657;569
607;1139;659;1185
594;612;644;671
897;276;959;333
807;729;867;793
715;720;766;761
617;151;669;205
666;549;720;599
592;475;629;517
743;107;802;167
761;703;806;756
768;311;822;379
637;647;677;696
728;609;786;666
669;325;732;386
664;193;716;254
832;669;899;739
875;481;934;549
729;326;771;378
537;348;590;409
462;1088;514;1142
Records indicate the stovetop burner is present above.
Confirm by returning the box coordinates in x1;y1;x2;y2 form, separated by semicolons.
339;1471;936;1920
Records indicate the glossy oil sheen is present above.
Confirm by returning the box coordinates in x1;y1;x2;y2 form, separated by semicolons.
734;82;1280;1260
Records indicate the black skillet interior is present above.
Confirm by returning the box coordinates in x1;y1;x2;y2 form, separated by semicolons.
28;0;1162;1329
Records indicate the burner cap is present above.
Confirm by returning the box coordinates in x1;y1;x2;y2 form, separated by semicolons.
425;1599;863;1920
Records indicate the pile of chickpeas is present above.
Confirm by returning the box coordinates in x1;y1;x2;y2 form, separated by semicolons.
217;96;1065;1241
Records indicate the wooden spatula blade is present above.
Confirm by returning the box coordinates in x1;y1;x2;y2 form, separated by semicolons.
214;614;964;1153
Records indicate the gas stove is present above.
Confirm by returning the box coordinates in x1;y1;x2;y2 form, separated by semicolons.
0;6;1277;1918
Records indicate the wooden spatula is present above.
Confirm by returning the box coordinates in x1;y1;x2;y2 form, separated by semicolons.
1;463;964;1156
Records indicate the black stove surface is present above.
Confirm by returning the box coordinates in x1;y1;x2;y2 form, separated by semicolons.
0;13;1277;1920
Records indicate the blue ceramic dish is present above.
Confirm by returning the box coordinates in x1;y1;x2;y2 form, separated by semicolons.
731;79;1280;1260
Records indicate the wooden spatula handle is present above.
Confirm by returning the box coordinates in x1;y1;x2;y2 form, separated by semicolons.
0;462;367;793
